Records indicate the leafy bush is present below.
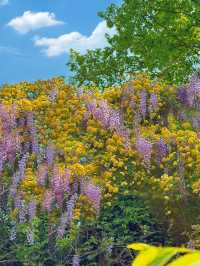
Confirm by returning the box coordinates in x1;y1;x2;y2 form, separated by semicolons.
77;195;169;266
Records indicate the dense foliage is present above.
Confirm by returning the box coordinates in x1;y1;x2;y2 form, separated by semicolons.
0;73;200;265
68;0;200;88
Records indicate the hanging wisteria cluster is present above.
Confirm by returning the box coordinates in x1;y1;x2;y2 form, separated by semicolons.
86;98;130;148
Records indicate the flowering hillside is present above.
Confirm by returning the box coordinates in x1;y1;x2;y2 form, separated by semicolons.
0;74;200;265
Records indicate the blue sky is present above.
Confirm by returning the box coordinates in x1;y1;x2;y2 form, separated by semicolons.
0;0;119;85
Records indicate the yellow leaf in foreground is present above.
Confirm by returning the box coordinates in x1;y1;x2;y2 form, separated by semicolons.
128;243;151;251
167;252;200;266
131;247;160;266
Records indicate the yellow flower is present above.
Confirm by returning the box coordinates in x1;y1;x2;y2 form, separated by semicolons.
71;163;86;176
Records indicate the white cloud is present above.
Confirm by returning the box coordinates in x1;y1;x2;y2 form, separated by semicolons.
0;0;9;6
34;21;116;57
8;11;64;34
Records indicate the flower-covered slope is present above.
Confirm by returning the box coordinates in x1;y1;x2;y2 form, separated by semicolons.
0;74;200;244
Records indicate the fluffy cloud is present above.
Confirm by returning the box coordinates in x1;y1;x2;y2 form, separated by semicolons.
0;0;8;6
8;11;64;34
34;21;116;57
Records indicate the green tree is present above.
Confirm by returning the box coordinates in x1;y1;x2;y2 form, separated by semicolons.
67;0;200;89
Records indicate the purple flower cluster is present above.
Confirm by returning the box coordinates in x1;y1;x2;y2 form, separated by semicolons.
37;163;48;186
26;111;39;155
87;99;120;130
52;166;65;205
66;194;77;225
178;75;200;108
0;104;17;133
10;152;29;197
0;151;7;174
41;164;71;212
57;194;77;237
192;114;200;131
57;212;68;238
48;87;58;102
86;99;130;147
86;99;97;114
10;225;17;241
72;255;80;266
155;138;168;165
82;181;101;214
64;169;71;193
140;90;147;118
178;86;188;105
28;200;37;221
19;201;28;224
77;87;84;97
27;229;34;245
42;190;54;212
136;137;152;169
46;143;55;167
149;93;158;112
0;105;21;174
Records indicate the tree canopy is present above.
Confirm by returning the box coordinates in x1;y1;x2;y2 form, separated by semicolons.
67;0;200;89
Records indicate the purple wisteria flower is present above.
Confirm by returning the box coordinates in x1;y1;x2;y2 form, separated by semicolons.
48;87;58;102
19;201;27;224
0;110;22;173
83;111;90;122
86;98;130;147
192;114;200;131
136;137;152;169
18;152;29;180
178;86;188;105
57;193;78;238
28;201;37;221
0;151;7;174
10;152;29;196
72;255;80;266
57;212;68;238
14;195;22;209
64;169;71;193
27;229;34;245
178;75;200;108
46;143;55;167
109;109;122;132
42;190;54;212
66;194;77;225
26;111;39;155
52;166;64;205
84;182;101;215
77;87;84;97
9;104;17;129
140;90;147;118
37;163;48;186
0;104;12;133
86;99;97;114
95;100;110;127
155;138;168;165
10;225;17;241
150;93;158;112
189;74;200;96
